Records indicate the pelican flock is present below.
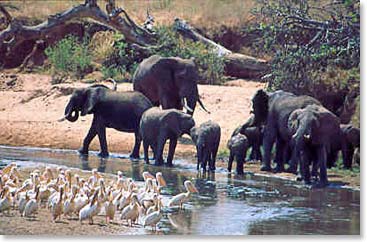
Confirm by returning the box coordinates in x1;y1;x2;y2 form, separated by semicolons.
0;162;199;232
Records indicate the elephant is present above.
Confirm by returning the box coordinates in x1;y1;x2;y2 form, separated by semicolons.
190;120;221;172
287;104;341;186
251;89;322;173
60;83;152;158
327;124;360;169
227;133;249;175
132;55;209;115
139;107;195;166
232;115;263;161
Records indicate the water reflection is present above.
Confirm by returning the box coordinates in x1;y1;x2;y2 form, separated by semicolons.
0;145;360;235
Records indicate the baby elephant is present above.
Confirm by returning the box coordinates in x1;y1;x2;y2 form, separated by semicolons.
227;133;249;175
190;121;221;172
140;107;195;166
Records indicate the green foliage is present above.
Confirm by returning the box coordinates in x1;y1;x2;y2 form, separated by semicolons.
252;0;360;98
45;35;91;79
153;25;225;84
100;33;140;81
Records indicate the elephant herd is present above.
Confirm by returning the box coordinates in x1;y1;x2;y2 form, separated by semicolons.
60;54;360;188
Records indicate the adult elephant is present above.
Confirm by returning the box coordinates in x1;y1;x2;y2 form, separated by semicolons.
140;107;195;166
59;84;152;158
132;55;209;115
287;104;341;187
251;89;321;172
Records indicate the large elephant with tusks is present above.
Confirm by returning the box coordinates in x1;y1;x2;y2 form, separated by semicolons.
132;55;209;115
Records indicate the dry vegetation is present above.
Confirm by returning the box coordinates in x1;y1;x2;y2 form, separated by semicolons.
6;0;258;29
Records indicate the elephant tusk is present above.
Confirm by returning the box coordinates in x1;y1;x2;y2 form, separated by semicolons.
183;98;194;113
303;134;311;140
197;98;210;114
57;116;67;122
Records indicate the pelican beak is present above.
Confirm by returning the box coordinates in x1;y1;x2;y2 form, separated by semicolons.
188;183;199;193
156;174;167;187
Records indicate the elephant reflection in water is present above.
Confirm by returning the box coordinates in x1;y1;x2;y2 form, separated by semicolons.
79;154;106;173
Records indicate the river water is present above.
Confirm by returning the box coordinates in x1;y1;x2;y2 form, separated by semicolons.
0;145;360;235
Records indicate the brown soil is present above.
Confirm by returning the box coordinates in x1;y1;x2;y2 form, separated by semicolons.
0;73;359;190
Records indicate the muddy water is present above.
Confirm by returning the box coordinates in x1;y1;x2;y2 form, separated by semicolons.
0;145;360;235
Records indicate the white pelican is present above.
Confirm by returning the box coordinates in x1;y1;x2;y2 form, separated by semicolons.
104;191;116;224
79;189;100;224
120;194;141;226
0;186;12;215
154;172;167;194
142;171;155;181
143;196;163;231
63;185;78;218
23;185;40;218
51;186;64;222
168;180;198;209
18;191;30;216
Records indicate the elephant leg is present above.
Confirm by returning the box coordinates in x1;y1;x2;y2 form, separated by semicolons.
286;148;299;174
342;144;354;169
248;146;255;161
210;147;218;171
79;119;98;155
130;131;141;159
228;151;234;172
155;135;166;166
317;146;329;187
143;140;149;164
261;125;276;171
166;138;177;167
273;139;286;173
96;124;109;157
197;146;202;171
301;152;311;185
236;155;244;175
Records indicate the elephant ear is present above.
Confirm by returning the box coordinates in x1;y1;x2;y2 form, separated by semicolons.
161;111;181;136
81;88;103;116
288;109;302;136
251;89;269;126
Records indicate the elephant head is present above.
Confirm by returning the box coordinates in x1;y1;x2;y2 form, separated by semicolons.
59;86;107;122
162;110;195;137
251;89;269;126
169;57;209;115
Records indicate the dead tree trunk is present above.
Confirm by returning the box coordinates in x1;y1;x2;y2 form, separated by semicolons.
0;0;156;68
173;18;269;78
0;0;269;79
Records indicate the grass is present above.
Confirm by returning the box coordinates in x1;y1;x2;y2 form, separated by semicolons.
5;0;258;30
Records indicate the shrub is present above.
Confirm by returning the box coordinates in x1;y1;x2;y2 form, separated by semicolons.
252;1;360;96
45;35;91;79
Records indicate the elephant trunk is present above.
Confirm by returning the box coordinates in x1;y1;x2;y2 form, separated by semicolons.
62;99;79;122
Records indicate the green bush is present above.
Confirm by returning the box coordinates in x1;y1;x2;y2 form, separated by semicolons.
100;33;140;81
252;1;360;98
45;35;91;79
153;25;225;84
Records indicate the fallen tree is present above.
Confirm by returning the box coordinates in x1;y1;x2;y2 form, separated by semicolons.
0;0;269;79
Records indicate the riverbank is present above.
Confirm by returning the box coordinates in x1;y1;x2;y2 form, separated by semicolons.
0;73;360;189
